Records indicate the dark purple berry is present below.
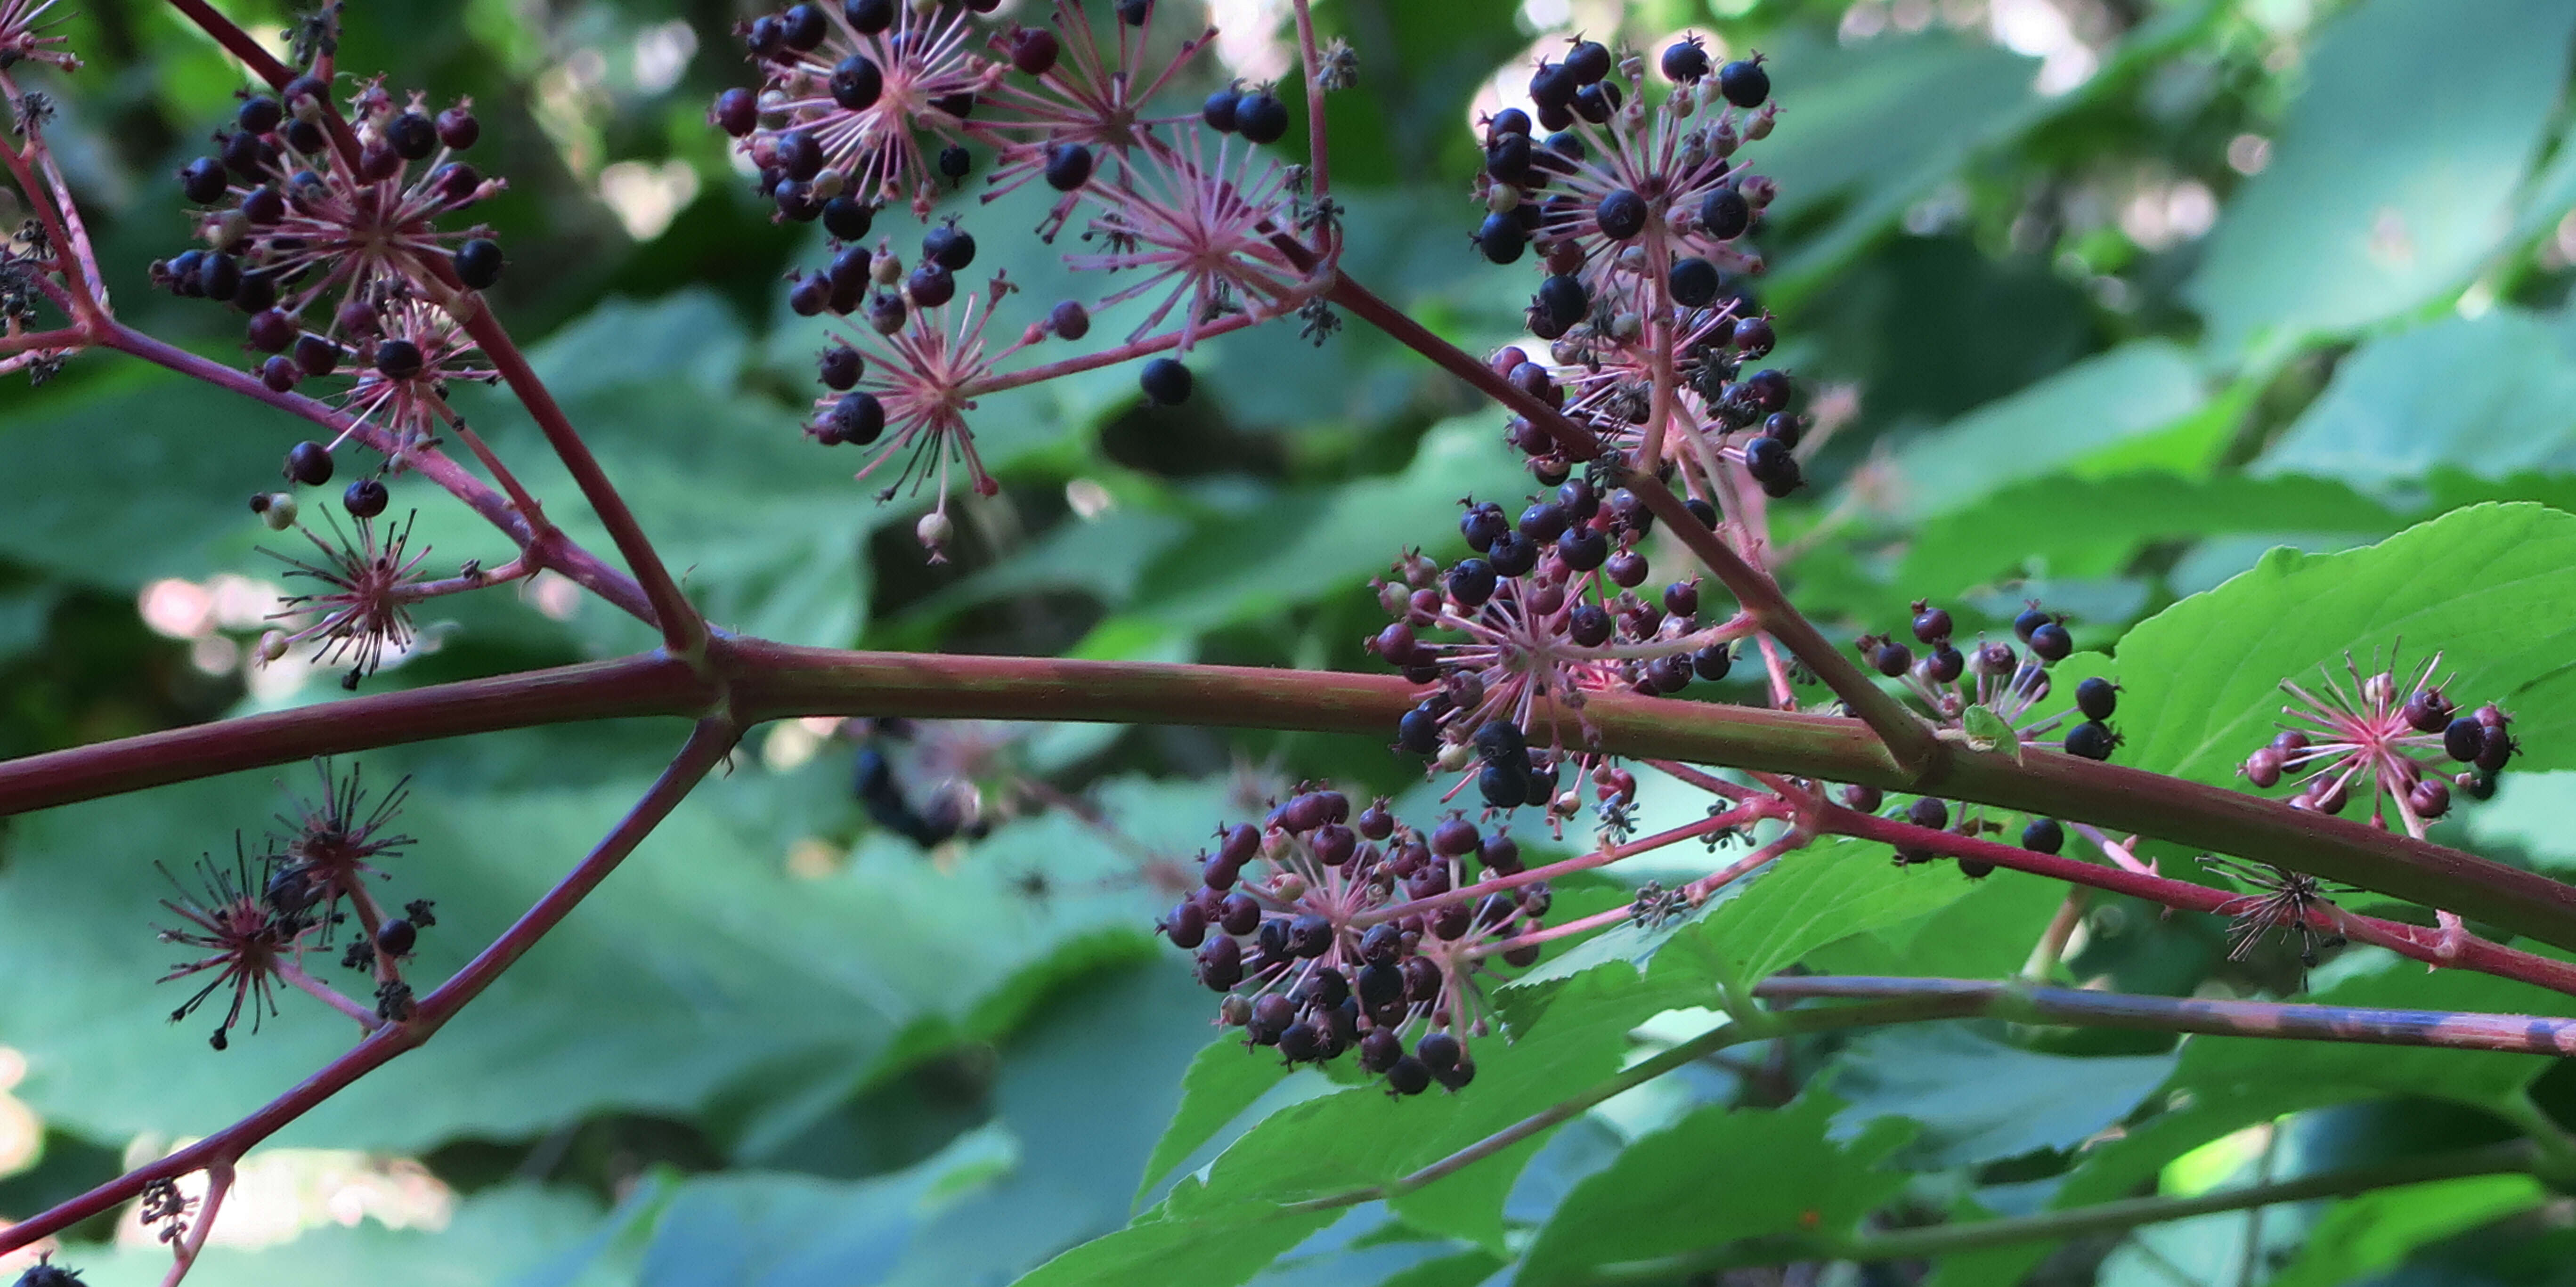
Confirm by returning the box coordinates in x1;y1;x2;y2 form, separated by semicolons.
831;54;885;111
294;334;340;377
180;156;229;203
2013;607;2051;643
1358;1029;1402;1073
246;308;297;354
454;238;503;290
1203;85;1241;132
1571;81;1621;124
238;95;284;134
1486;530;1539;577
1528;60;1576;110
1446;558;1497;607
1669;257;1720;308
1718;57;1770;108
1475;211;1528;264
937;144;971;180
242;186;286;224
1908;797;1948;831
2404;690;2453;734
1870;641;1912;677
827;391;886;446
374;338;423;380
437;105;480;150
1140;358;1192;406
1556;525;1608;572
1012;28;1061;75
1460;502;1509;551
1595;188;1648;240
2476;728;2515;773
907;262;956;308
1605;549;1649;588
1415;1030;1463;1074
2064;720;2117;761
1910;604;1952;644
1397;706;1441;755
2410;777;2451;820
1386;1055;1431;1095
1742;435;1794;487
2022;817;2064;854
2029;622;2073;663
343;478;389;518
922;223;975;271
845;0;896;33
1699;185;1749;240
1567;603;1612;647
1922;646;1965;683
1536;274;1588;328
714;88;758;137
2075;677;2118;721
1163;900;1208;948
1731;316;1774;356
1048;300;1092;340
788;274;831;317
260;355;300;392
1745;368;1792;411
1478;761;1530;809
1662;36;1711;82
1287;914;1333;958
276;440;330;484
818;345;863;390
1043;142;1095;191
1235;91;1289;145
1692;644;1733;681
385;111;437;161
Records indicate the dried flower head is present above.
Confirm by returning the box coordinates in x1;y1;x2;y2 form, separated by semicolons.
156;840;305;1050
265;513;430;687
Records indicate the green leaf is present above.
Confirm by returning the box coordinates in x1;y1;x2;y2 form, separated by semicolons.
1139;1040;1292;1204
1960;705;2021;761
1881;342;2209;522
1828;1023;2177;1168
1513;1095;1914;1287
69;1183;602;1287
1654;838;1982;997
2183;0;2576;359
2105;503;2576;782
0;768;1201;1152
2263;1174;2547;1287
1900;472;2400;599
631;1128;1016;1287
1806;870;2072;981
1008;1199;1335;1287
2255;309;2576;494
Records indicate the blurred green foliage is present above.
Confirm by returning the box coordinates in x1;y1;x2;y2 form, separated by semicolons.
5;0;2576;1283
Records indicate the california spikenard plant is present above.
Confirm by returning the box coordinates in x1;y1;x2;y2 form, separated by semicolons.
5;0;2576;1281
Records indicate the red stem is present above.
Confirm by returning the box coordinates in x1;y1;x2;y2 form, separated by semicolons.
452;303;707;659
167;0;295;85
98;323;657;623
0;718;737;1254
1820;803;2576;998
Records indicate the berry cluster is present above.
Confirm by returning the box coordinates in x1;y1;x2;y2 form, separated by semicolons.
1161;789;1551;1094
1468;35;1805;505
1856;599;2118;762
1368;478;1749;817
2240;649;2513;834
163;77;504;448
155;763;431;1048
725;0;1333;556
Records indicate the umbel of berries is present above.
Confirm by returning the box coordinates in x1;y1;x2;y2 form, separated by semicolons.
2239;647;2512;834
1161;789;1554;1094
1466;32;1799;511
1859;599;2114;761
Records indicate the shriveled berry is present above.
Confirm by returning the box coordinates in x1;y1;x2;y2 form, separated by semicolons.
1043;142;1095;191
343;478;389;518
1718;57;1771;108
285;441;334;486
1235;90;1289;144
2064;720;2117;761
2021;817;2064;854
454;238;504;290
2075;676;2118;721
1595;188;1648;240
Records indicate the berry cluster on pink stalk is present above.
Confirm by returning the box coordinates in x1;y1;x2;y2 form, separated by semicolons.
0;0;2572;1271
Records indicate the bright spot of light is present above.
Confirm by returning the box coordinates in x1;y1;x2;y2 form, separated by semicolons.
600;158;701;241
633;21;698;95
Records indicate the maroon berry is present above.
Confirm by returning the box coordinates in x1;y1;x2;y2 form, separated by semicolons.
1162;901;1207;948
1430;816;1479;857
2444;717;2486;763
2064;721;2117;761
246;309;298;354
294;333;341;377
1012;28;1061;75
2029;622;2073;663
1287;914;1334;959
343;478;389;518
260;355;300;392
284;440;334;486
2403;689;2454;734
2410;776;2452;820
1907;797;1948;831
1195;935;1243;990
2243;746;2285;788
1386;1055;1432;1095
1048;299;1091;340
1358;1029;1402;1073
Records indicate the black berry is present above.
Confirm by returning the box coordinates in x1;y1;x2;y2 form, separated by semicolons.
1595;188;1648;240
1662;36;1711;82
827;391;886;445
2075;677;2118;721
1699;186;1748;240
179;156;229;203
453;238;504;290
2021;817;2064;854
1140;358;1193;406
1235;91;1290;145
343;478;389;518
1669;257;1720;308
2064;721;2117;761
845;0;896;33
1044;142;1095;190
1718;57;1770;108
285;440;334;486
